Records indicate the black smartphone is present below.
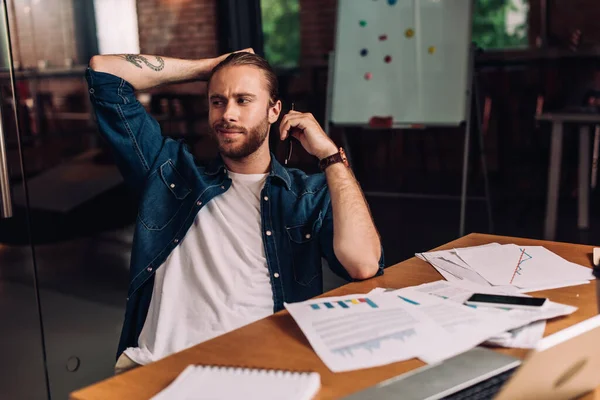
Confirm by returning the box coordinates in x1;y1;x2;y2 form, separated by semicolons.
464;293;547;310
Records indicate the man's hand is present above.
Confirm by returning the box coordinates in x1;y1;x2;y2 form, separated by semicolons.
201;48;255;80
279;111;338;160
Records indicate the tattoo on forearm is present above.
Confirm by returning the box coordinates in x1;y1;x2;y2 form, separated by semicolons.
118;55;165;71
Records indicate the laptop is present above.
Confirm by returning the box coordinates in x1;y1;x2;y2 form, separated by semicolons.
344;314;600;400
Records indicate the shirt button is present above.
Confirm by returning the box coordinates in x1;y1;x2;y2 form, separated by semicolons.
147;267;152;272
273;273;280;278
174;238;179;243
266;230;272;236
263;196;269;201
170;183;175;188
196;201;202;206
305;234;311;239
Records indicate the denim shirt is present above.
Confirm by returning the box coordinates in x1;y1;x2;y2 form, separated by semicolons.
85;68;385;358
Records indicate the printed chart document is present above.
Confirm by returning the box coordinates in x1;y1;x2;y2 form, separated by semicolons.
285;286;545;371
284;294;443;372
417;243;593;292
410;280;577;348
384;288;529;364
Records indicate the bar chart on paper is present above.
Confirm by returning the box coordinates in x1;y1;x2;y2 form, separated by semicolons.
285;293;443;372
309;297;378;310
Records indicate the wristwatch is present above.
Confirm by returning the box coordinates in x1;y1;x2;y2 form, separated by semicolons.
318;148;349;171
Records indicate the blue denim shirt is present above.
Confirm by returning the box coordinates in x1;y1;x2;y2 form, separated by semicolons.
85;68;385;358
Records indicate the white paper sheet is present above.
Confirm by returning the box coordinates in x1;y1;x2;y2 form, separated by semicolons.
485;320;546;349
428;257;494;287
415;242;501;262
387;289;529;363
418;243;594;292
409;280;577;348
455;245;594;288
284;294;444;372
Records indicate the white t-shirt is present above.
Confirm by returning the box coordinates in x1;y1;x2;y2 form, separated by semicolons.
124;171;273;365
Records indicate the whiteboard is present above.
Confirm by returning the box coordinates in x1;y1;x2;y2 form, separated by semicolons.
330;0;473;126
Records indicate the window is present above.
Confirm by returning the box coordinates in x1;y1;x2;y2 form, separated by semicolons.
260;0;300;68
472;0;529;50
93;0;140;54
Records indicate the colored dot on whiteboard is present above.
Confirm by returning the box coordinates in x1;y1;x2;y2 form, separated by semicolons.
360;49;368;57
379;34;388;41
359;20;367;27
384;55;392;63
428;46;436;54
388;0;398;5
405;28;414;38
364;72;372;80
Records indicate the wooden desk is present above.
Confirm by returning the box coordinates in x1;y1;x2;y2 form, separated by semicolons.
70;233;600;400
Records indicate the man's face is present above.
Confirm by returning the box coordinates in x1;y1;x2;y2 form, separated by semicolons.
208;65;280;160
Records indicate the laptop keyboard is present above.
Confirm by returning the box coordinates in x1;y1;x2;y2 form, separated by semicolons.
441;367;518;400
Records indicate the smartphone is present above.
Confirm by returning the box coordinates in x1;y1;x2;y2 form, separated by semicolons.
464;293;547;310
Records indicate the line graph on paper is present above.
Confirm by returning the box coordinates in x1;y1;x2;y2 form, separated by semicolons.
312;308;420;359
510;248;533;284
331;328;417;357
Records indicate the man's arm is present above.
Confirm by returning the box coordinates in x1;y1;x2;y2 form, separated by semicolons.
321;163;381;279
279;112;381;280
86;49;252;195
89;48;253;90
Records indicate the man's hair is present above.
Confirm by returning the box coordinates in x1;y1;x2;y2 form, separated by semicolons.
208;52;279;107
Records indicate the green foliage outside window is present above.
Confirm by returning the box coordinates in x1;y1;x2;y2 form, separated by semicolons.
261;0;300;68
260;0;527;66
472;0;528;49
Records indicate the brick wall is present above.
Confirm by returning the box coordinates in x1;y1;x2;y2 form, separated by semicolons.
299;0;337;66
136;0;219;60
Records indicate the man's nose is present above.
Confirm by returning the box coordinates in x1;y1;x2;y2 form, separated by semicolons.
223;103;239;122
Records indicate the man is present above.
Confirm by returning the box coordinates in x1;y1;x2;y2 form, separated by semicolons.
87;49;384;373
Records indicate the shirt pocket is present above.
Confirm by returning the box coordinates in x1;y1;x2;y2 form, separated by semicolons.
285;216;322;286
138;160;191;231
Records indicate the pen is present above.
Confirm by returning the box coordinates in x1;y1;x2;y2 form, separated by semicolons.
285;103;294;165
592;125;599;189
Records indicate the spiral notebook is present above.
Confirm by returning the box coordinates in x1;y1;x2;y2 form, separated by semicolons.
150;365;321;400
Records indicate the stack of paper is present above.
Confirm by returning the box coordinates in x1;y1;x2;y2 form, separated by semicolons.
284;280;576;372
402;280;577;349
416;243;594;292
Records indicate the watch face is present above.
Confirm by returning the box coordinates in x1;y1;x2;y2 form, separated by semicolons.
339;148;349;167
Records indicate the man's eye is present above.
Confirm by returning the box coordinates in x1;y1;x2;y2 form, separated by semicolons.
239;98;250;104
212;100;224;106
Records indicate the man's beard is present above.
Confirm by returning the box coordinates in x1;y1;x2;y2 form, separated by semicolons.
212;116;270;160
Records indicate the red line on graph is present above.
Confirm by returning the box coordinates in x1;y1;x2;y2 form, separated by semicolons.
510;248;526;284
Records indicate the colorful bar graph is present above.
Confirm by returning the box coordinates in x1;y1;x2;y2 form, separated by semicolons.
337;301;349;308
309;297;379;310
365;298;378;308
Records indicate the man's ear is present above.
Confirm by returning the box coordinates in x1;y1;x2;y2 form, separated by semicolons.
268;100;282;124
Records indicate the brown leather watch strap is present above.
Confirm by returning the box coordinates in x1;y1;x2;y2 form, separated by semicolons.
318;148;349;171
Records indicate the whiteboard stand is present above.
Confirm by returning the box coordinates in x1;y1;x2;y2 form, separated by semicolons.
324;45;494;237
